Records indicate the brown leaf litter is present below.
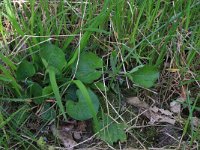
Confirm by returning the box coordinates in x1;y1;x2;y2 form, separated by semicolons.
126;97;177;125
50;121;88;149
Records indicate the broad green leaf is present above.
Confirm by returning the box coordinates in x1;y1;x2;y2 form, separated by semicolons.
65;85;78;101
42;86;53;97
29;83;44;104
40;43;67;120
40;43;67;73
128;65;144;74
66;89;99;120
98;114;127;145
129;65;159;88
73;52;103;84
40;103;56;121
16;60;35;80
72;80;100;131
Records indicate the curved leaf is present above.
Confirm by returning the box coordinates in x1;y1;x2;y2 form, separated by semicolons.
29;82;44;104
73;52;103;84
40;43;67;120
129;65;159;88
16;60;35;80
98;114;127;145
66;88;99;120
40;43;67;73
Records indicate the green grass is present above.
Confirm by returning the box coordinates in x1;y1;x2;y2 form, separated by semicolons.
0;0;200;149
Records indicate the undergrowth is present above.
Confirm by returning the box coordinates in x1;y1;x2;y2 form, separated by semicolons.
0;0;200;149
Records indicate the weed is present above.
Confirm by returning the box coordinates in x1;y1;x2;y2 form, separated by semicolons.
0;0;200;149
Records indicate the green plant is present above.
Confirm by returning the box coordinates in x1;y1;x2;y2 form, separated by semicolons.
127;65;159;88
40;43;67;119
1;0;200;148
97;113;127;145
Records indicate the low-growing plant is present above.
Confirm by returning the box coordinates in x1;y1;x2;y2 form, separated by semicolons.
27;42;159;142
1;0;199;148
1;39;160;146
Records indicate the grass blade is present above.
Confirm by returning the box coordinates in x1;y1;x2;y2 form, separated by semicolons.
49;68;67;120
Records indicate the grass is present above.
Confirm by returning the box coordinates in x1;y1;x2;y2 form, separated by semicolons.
0;0;200;149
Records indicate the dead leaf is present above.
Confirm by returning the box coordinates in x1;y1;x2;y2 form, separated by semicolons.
150;106;159;113
166;68;180;72
170;101;181;114
127;97;149;109
176;97;185;103
61;135;77;149
159;108;173;116
158;115;176;124
51;124;77;149
149;107;175;125
73;132;82;140
192;117;200;127
61;124;74;132
180;86;187;100
126;97;176;125
145;109;176;125
170;98;185;114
